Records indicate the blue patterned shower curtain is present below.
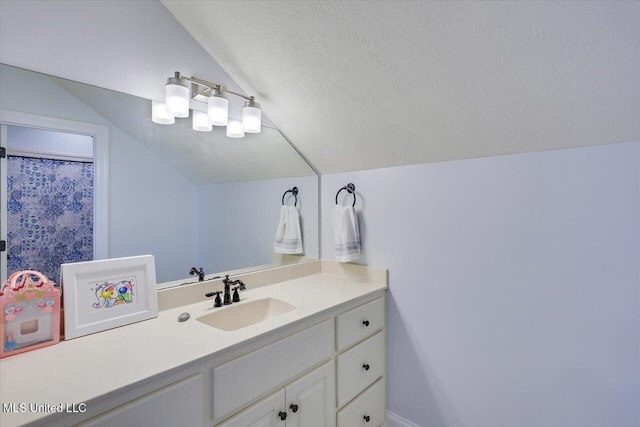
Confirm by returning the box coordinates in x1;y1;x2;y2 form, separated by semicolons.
6;156;94;285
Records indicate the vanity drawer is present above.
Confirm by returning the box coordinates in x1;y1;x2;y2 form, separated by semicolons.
336;297;384;351
336;331;385;408
212;319;334;422
337;377;386;427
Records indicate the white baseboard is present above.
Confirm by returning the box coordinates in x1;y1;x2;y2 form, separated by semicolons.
386;410;421;427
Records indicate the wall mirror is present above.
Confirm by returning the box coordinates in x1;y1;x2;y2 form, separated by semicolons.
0;63;319;288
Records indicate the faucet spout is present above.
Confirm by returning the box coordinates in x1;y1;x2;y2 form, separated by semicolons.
189;267;205;282
222;275;247;305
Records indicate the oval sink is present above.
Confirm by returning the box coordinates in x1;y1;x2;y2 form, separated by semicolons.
197;298;297;331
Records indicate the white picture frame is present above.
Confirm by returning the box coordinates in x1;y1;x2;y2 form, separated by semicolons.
61;255;158;340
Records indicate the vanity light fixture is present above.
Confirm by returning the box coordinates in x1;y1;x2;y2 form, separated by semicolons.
164;73;190;118
242;99;261;133
192;110;212;132
152;71;261;139
151;100;175;125
208;88;229;126
226;120;245;138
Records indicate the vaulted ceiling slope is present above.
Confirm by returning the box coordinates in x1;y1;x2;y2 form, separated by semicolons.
163;1;640;174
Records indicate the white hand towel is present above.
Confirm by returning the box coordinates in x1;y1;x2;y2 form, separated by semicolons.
333;205;361;262
273;205;303;254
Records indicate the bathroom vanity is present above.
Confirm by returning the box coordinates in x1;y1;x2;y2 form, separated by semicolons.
0;260;387;427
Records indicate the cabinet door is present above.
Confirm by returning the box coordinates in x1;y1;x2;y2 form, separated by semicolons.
285;360;336;427
213;319;334;422
216;389;286;427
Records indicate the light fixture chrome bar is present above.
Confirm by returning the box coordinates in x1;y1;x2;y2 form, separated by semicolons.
220;89;255;102
186;75;254;102
188;76;222;92
190;83;210;102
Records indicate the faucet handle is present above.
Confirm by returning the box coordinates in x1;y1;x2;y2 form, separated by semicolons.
232;286;243;303
205;291;223;307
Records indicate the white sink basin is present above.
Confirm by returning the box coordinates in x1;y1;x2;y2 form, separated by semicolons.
197;297;297;331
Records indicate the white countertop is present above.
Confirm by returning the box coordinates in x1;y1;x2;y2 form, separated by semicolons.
0;263;386;426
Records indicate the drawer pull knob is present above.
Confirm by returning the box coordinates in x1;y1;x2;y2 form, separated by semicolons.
363;320;370;326
364;415;371;422
363;363;370;371
279;411;287;421
290;403;299;413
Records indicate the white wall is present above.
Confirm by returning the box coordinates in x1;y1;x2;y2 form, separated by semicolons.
0;65;198;283
198;175;318;274
321;142;639;427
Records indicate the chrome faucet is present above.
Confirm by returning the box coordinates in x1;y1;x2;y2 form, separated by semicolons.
189;267;205;282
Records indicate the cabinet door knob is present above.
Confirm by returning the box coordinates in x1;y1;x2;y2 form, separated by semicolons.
290;403;299;413
278;411;287;421
362;363;370;371
362;320;370;326
364;414;371;422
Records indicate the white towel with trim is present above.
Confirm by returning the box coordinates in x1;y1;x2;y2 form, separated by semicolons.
273;205;303;254
333;205;361;262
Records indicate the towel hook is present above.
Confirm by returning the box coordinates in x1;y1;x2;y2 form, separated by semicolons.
335;183;356;207
282;187;298;206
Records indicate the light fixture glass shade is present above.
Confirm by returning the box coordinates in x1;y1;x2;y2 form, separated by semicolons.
226;120;245;138
192;110;212;132
165;77;190;118
208;90;229;126
151;100;175;124
242;100;261;133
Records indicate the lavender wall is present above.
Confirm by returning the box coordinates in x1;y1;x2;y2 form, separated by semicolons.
322;141;639;427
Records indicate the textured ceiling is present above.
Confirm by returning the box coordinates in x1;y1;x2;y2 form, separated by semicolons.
163;1;640;174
